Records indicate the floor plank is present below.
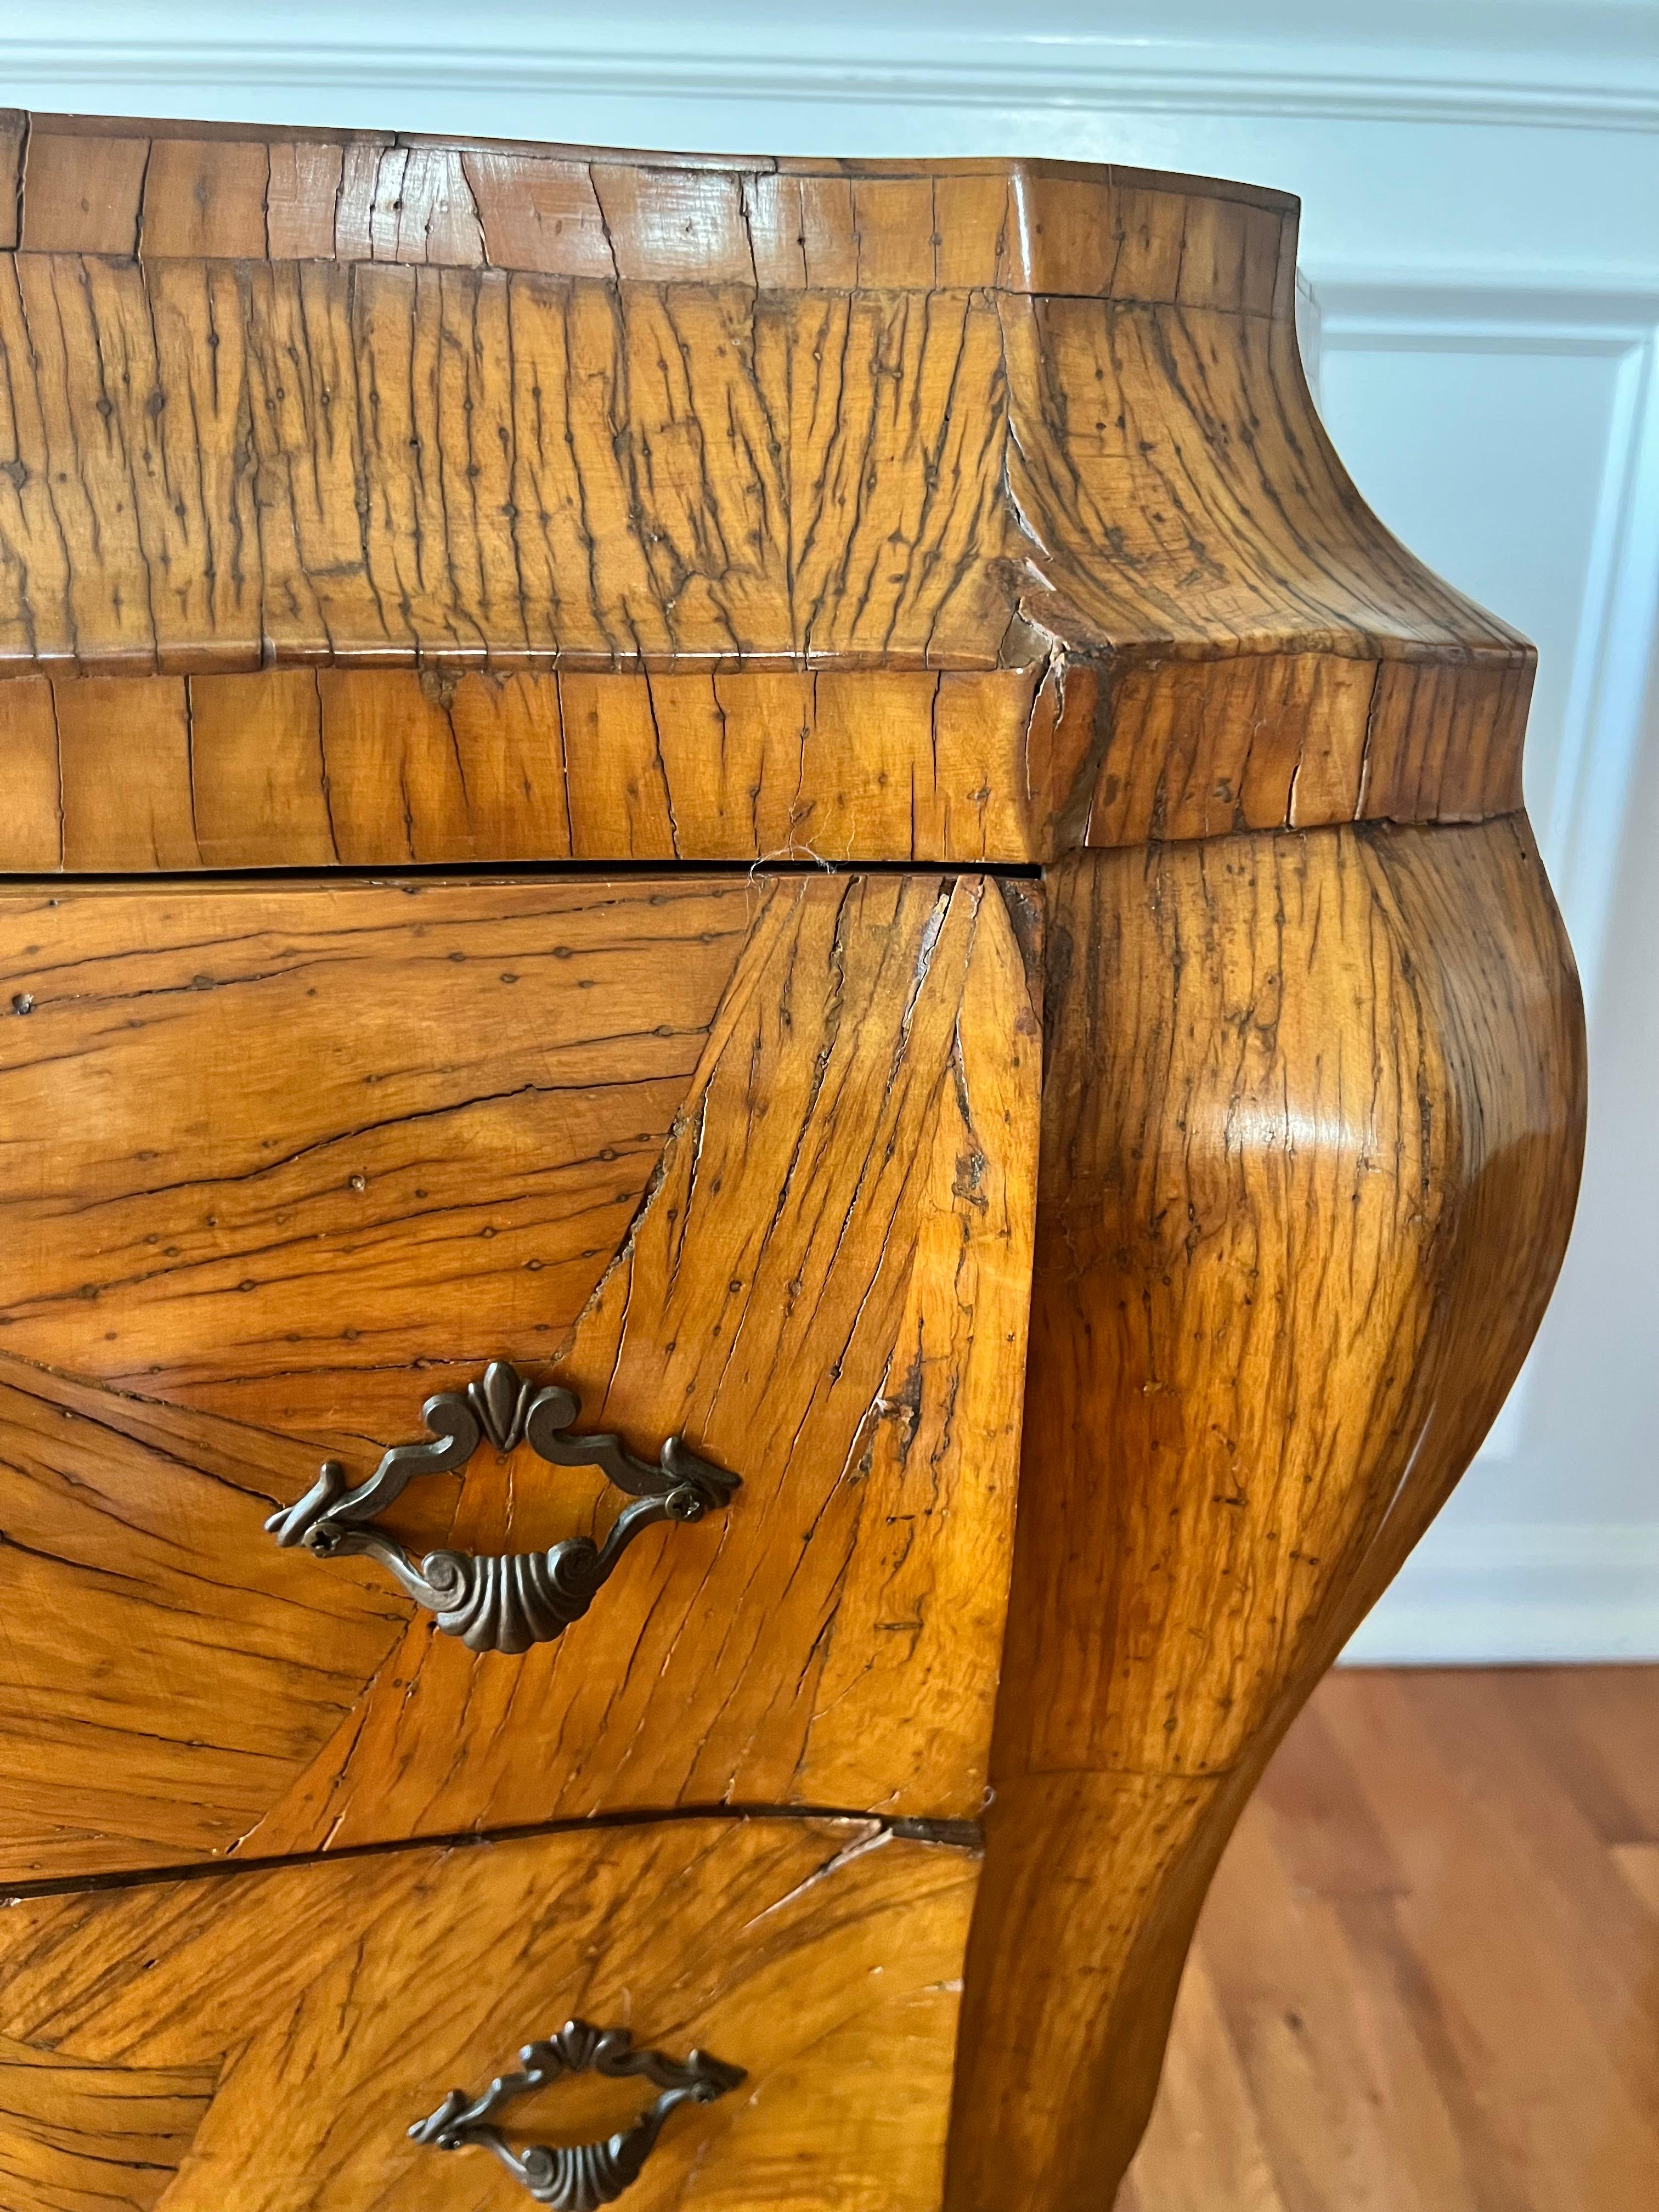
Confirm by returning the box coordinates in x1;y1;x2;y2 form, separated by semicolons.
1115;1948;1290;2212
1122;1667;1659;2209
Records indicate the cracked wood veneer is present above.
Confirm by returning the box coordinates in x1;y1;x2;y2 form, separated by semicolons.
0;873;756;1450
0;116;1588;2212
0;114;1527;867
0;1816;977;2210
0;871;1035;1878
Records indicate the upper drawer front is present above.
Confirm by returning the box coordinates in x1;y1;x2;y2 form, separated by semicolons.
0;869;1039;1883
0;1814;977;2211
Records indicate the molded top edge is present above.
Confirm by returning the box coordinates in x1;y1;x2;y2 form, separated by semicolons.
1;109;1299;306
6;111;1297;218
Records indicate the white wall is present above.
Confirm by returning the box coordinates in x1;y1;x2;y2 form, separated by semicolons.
7;1;1657;1660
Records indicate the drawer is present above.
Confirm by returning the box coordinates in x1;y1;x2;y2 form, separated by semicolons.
0;868;1039;1881
0;1813;977;2210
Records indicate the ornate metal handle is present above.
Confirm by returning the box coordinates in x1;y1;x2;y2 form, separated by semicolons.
266;1362;738;1655
409;2020;745;2207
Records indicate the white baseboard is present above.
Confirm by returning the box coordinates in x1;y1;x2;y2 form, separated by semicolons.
1340;1523;1659;1665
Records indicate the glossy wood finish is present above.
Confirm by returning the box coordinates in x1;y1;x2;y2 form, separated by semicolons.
0;871;1035;1880
0;667;1057;870
1122;1667;1659;2211
0;1815;978;2210
946;816;1587;2210
0;874;752;1448
0;114;1528;870
0;115;1591;2209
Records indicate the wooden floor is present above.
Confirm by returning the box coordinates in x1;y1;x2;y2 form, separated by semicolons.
1119;1668;1659;2210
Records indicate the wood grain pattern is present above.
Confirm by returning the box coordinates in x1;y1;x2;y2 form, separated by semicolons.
0;2035;216;2212
944;816;1587;2210
0;1361;409;1881
0;114;1529;865
3;116;1295;291
0;871;1036;1879
0;108;1592;2205
1121;1668;1659;2211
0;666;1070;870
0;874;753;1450
0;1815;979;2210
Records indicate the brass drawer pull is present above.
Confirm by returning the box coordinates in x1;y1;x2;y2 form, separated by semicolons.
266;1361;738;1655
409;2019;745;2205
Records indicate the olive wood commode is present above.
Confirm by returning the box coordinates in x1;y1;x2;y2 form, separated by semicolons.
0;114;1585;2212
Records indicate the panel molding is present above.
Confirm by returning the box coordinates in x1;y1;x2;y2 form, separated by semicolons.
3;10;1659;134
1314;278;1659;1011
1314;275;1659;1662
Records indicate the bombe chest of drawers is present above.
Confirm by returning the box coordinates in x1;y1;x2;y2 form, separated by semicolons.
0;114;1584;2212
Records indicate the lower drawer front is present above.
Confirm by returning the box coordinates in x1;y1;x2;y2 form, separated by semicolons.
0;1816;976;2211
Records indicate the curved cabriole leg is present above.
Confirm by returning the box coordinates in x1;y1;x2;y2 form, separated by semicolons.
945;816;1587;2210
